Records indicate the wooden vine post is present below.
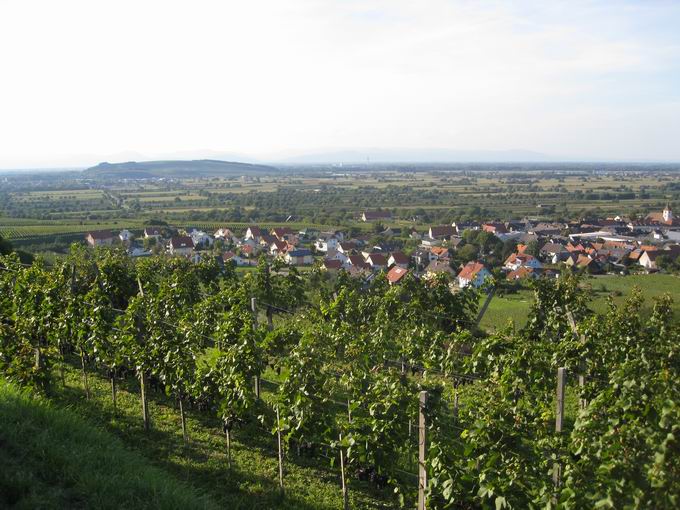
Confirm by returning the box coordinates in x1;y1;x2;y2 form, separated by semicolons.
553;367;566;492
251;297;260;399
566;311;588;410
137;278;150;432
339;433;349;510
418;390;428;510
276;405;284;492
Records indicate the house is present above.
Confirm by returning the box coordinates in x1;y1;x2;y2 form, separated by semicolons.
388;251;409;269
386;266;409;285
127;244;151;257
337;242;357;255
214;227;239;243
425;260;455;278
449;237;464;250
412;249;436;268
409;228;422;240
456;261;492;288
366;253;388;270
245;226;263;242
86;230;115;247
430;246;451;261
270;240;288;256
271;227;294;241
420;237;443;248
144;227;163;239
452;221;480;234
644;204;678;226
348;255;370;270
506;266;539;281
326;249;349;264
504;253;543;272
119;229;134;242
482;222;508;235
362;210;392;222
429;225;456;239
190;230;214;247
239;243;258;258
223;251;247;266
315;235;339;253
540;243;567;262
322;258;344;271
169;236;194;256
638;250;663;270
284;249;314;266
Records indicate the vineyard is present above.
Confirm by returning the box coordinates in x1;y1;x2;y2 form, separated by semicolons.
1;247;679;509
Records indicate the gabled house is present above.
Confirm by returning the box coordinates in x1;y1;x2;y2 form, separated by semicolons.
271;227;294;241
412;249;436;268
270;240;288;256
144;227;163;239
284;249;313;266
366;253;388;270
456;261;491;288
430;246;451;261
429;225;456;239
348;255;370;270
245;226;263;242
223;251;247;266
388;251;409;269
507;266;539;281
86;230;115;247
504;253;543;272
169;236;194;256
482;222;508;235
322;258;344;271
362;210;392;222
191;230;214;248
119;229;133;242
425;260;455;279
315;236;339;253
214;227;239;243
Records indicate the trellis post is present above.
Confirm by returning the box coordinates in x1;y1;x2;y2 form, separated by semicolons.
553;367;566;491
418;390;428;510
251;297;260;398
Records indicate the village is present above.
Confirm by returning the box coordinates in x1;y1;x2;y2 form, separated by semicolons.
81;203;680;289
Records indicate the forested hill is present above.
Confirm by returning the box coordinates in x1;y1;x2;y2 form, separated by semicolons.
83;160;278;179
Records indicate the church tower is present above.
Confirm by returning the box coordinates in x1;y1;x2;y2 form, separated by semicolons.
663;203;672;223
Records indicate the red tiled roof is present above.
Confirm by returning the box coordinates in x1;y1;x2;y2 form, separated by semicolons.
387;266;409;284
457;261;486;280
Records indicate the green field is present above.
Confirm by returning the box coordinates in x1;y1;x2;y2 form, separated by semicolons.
480;274;680;330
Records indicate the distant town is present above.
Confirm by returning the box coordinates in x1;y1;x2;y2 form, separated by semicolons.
83;203;680;289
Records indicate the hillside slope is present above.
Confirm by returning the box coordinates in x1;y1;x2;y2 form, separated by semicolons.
0;381;218;510
83;159;278;178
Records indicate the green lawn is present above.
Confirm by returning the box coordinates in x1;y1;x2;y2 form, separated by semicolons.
480;274;680;331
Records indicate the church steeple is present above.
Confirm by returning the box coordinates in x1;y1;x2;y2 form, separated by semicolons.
663;203;672;223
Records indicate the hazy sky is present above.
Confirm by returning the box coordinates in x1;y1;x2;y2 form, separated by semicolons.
1;0;680;167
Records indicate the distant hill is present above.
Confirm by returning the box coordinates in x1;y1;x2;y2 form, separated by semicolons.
83;159;278;179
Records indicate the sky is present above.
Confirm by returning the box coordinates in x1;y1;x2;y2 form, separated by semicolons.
1;0;680;167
